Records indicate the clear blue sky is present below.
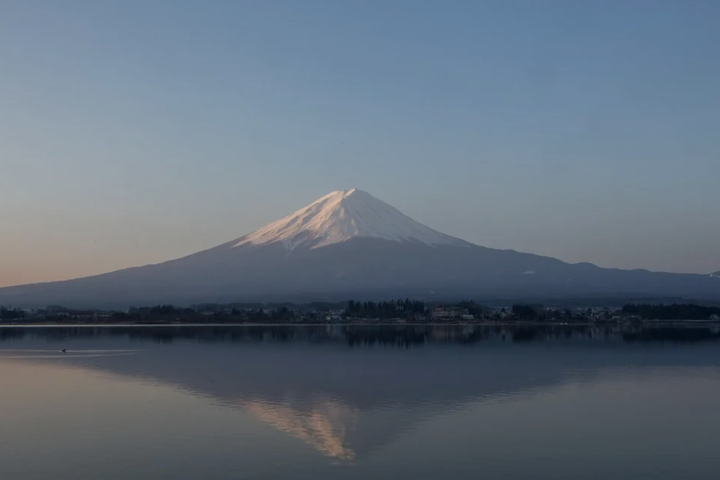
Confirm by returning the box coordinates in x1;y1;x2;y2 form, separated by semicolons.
1;0;719;286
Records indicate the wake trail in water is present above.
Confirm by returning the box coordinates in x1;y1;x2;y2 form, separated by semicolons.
0;349;142;360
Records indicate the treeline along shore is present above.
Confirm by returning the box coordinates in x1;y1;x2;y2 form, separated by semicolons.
2;300;720;325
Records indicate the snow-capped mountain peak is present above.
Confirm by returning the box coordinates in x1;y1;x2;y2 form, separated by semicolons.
233;189;470;252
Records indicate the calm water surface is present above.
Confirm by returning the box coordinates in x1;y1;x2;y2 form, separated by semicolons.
1;325;719;479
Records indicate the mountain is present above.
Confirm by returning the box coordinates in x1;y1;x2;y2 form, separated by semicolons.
1;189;719;307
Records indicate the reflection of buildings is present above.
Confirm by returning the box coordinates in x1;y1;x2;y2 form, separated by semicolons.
3;326;719;460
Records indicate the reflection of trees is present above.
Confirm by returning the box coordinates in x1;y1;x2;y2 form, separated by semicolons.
622;328;720;343
512;328;538;342
0;328;26;341
1;325;719;346
345;327;430;347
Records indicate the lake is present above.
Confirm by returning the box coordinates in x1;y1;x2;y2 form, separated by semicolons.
1;325;719;479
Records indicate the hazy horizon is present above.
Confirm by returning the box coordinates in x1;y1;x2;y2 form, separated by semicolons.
2;0;719;287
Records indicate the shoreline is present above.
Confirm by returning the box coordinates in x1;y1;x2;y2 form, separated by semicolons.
2;321;719;328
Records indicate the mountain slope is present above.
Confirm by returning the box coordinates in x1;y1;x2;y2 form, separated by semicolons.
1;189;718;307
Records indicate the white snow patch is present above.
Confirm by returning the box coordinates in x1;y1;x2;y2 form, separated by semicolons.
234;189;470;252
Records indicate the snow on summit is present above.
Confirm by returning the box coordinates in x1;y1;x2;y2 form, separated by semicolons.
234;189;470;252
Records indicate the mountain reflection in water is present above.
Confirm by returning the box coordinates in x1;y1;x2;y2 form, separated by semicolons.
1;325;719;463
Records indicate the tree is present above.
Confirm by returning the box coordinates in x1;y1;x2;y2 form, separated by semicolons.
0;308;25;321
511;304;536;319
